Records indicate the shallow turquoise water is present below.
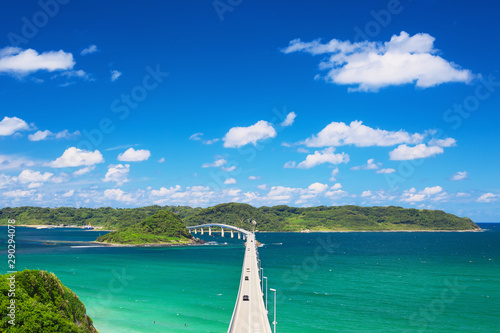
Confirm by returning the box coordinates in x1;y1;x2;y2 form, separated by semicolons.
2;224;499;332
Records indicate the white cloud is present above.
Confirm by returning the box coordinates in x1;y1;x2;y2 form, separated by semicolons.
56;69;91;81
117;148;151;162
189;132;203;141
18;170;53;184
351;158;379;170
0;116;31;136
151;185;182;196
221;165;237;172
477;193;497;203
282;31;473;91
73;166;95;177
257;184;267;190
361;190;373;197
296;147;349;169
110;70;122;82
104;189;133;203
297;147;309;153
48;147;104;168
303;120;424;147
202;158;227;168
451;171;468;181
283;161;296;169
203;138;220;145
224;178;237;184
223;120;277;148
80;45;98;56
103;164;130;186
330;167;339;181
158;157;165;163
248;176;260;180
281;112;297;127
224;189;241;197
389;144;444;160
308;182;328;193
4;189;34;198
62;190;74;197
331;183;342;190
0;47;75;76
376;168;396;174
401;186;445;203
429;138;457;147
28;129;80;141
0;155;34;170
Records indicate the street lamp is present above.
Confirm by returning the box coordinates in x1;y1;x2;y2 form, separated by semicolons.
263;276;268;311
260;267;264;294
270;288;277;333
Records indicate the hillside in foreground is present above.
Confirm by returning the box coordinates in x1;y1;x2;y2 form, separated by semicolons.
0;270;98;333
96;210;194;245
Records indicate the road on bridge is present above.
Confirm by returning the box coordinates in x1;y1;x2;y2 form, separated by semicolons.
227;233;272;333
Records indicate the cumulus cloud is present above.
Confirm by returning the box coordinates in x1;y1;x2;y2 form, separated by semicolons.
151;185;182;196
429;138;457;147
221;165;237;172
158;157;165;163
296;147;349;169
303;120;424;147
223;120;277;148
0;116;31;136
248;176;260;180
351;158;380;170
308;182;328;193
80;45;99;56
17;170;53;184
104;189;133;203
361;190;373;197
224;178;237;184
202;158;227;168
477;193;497;203
401;186;446;203
282;31;473;91
48;147;104;168
0;47;75;76
0;155;34;170
117;148;151;162
451;171;468;181
103;164;130;186
28;129;80;141
389;144;444;160
4;189;34;198
110;70;122;82
281;112;297;127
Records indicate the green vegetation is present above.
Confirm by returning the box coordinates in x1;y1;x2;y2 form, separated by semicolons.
0;206;200;229
0;270;97;333
184;203;480;231
1;203;480;232
96;210;194;244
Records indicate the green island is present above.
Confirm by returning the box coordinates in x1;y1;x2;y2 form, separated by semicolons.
0;270;98;333
96;210;195;245
1;203;480;232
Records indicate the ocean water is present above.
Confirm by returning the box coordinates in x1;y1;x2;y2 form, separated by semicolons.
2;224;499;332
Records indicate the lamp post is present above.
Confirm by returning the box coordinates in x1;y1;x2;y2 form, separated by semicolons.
270;288;277;333
260;267;264;294
263;276;268;311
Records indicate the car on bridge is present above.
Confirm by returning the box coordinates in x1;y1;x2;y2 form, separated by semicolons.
245;276;249;280
243;295;249;301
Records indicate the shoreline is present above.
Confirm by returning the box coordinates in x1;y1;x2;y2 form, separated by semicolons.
12;225;114;231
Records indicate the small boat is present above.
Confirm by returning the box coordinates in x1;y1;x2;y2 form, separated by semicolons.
83;223;94;230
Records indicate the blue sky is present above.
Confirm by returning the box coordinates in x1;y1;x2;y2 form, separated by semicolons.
0;0;499;221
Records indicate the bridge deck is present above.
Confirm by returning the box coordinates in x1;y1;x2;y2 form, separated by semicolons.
227;233;272;333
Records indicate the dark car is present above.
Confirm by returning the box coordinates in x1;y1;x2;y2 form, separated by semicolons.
243;295;249;301
245;276;249;280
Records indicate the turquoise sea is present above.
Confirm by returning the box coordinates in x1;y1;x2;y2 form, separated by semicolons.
2;224;499;332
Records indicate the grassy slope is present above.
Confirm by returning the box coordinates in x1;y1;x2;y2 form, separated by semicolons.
0;270;98;333
96;210;193;244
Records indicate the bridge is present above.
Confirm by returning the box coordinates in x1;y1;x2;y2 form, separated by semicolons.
187;223;251;239
187;224;274;333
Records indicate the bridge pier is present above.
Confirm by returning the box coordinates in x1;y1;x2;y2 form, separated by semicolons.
238;232;241;239
221;228;225;237
209;226;212;236
231;230;234;238
201;228;204;235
